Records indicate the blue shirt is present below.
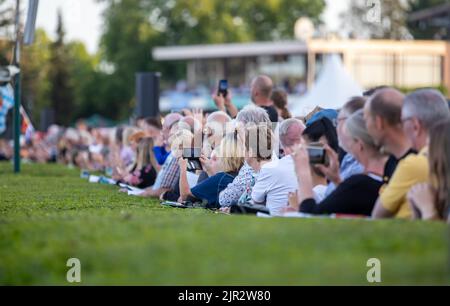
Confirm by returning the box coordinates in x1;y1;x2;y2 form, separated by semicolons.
325;153;364;197
153;146;171;165
191;172;237;208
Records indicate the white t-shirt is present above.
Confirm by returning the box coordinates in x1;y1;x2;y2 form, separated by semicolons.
251;155;298;216
313;185;328;203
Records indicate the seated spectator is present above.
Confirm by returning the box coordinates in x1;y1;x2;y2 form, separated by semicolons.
112;126;140;179
363;88;415;183
291;110;387;216
299;116;340;201
218;105;272;208
153;113;183;166
408;118;450;222
271;89;292;120
236;104;272;126
0;139;12;161
306;109;338;128
140;119;184;198
220;122;273;207
191;111;232;185
202;111;232;157
159;128;199;202
143;117;162;139
110;126;137;176
178;133;244;208
373;89;450;219
302;117;339;153
363;85;389;97
119;137;158;189
324;97;366;196
251;118;305;216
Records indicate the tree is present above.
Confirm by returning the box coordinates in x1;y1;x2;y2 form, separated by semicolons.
21;29;53;126
66;41;100;120
97;0;326;120
0;0;15;65
3;8;109;127
48;10;74;126
341;0;413;40
0;0;14;39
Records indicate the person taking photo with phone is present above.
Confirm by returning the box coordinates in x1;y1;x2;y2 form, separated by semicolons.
289;110;388;216
212;75;279;123
178;133;244;209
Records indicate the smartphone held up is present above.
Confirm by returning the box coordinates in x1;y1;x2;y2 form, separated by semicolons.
182;147;203;172
217;80;228;98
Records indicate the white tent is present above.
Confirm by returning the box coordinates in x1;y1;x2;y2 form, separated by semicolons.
290;54;364;117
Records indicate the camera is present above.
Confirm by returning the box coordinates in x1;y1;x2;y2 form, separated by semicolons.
182;147;203;171
217;80;228;98
307;143;327;165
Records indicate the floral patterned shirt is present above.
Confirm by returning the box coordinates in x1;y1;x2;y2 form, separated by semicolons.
219;163;257;207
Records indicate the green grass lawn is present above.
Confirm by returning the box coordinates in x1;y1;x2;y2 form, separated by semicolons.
0;162;449;285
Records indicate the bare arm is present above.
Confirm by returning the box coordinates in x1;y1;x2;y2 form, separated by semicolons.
371;199;395;218
224;91;238;118
140;187;170;198
178;158;193;201
212;90;238;118
293;144;315;204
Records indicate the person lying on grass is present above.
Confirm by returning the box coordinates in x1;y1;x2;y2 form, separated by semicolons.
138;120;185;198
287;110;388;216
116;136;159;189
178;132;244;209
219;122;273;210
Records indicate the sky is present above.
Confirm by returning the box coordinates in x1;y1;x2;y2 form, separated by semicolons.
35;0;105;54
34;0;350;54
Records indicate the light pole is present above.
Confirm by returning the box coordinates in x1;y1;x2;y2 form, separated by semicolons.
13;0;21;173
11;0;39;173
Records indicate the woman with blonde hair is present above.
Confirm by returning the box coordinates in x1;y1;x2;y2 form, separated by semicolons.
408;118;450;221
178;132;245;208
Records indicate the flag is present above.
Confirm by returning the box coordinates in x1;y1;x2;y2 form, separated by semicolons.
0;84;15;134
20;105;35;141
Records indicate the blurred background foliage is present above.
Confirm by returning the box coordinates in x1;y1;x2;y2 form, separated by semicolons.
0;0;448;127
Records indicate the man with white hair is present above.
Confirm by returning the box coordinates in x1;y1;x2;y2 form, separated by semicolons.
372;89;450;219
250;118;305;215
207;111;231;124
202;111;232;153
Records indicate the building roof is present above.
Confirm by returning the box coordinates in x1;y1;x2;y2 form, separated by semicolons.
408;3;450;22
153;39;450;62
153;40;308;61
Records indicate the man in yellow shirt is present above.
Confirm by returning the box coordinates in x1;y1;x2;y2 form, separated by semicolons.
372;89;450;219
377;148;428;218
